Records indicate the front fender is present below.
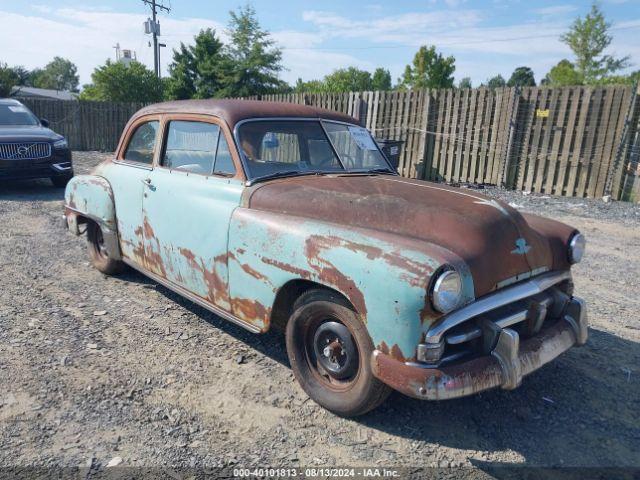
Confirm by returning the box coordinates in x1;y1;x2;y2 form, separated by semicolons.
227;208;474;361
64;175;121;260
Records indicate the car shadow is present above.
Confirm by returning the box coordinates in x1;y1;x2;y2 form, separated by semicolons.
359;327;640;469
115;268;640;469
116;268;290;365
0;179;66;201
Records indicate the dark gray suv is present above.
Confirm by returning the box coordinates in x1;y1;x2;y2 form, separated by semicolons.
0;99;73;187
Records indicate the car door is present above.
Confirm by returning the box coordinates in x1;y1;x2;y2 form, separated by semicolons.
110;116;161;265
141;115;244;312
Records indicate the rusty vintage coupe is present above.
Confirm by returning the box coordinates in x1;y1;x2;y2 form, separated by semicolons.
64;100;587;416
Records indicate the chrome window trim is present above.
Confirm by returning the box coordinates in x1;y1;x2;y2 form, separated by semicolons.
233;117;396;182
112;158;154;170
424;270;572;345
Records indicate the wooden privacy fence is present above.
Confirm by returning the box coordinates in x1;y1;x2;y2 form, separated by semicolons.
19;98;144;152
19;85;640;201
247;86;640;202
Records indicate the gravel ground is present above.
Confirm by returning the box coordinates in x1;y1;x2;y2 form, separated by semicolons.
1;151;639;477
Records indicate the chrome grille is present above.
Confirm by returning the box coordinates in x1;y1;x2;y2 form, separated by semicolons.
0;142;51;160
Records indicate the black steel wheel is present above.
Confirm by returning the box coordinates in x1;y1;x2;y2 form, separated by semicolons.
86;221;124;275
286;289;391;416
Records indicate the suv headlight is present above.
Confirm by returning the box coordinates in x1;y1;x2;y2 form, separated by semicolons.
431;268;463;313
568;233;586;264
53;138;68;149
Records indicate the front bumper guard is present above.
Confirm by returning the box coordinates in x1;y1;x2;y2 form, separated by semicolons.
371;297;587;400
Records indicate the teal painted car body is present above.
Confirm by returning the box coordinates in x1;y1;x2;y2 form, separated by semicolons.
64;99;581;383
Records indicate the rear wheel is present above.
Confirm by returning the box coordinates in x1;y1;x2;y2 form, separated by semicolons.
285;289;391;417
86;221;124;275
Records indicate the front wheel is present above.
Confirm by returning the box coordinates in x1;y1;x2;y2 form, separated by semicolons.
286;289;391;417
86;221;124;275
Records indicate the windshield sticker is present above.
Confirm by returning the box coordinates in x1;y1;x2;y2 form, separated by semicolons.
8;106;28;113
348;126;378;150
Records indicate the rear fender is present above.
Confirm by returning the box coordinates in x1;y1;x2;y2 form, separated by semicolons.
64;175;121;260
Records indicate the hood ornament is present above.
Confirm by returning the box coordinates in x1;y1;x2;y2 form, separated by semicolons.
511;238;531;255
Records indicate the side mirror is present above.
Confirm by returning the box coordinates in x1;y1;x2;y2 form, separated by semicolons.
40;118;50;128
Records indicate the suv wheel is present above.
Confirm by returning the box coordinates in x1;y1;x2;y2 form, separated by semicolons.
51;172;74;188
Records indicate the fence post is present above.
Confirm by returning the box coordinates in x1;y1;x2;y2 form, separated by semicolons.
500;86;521;188
605;83;639;198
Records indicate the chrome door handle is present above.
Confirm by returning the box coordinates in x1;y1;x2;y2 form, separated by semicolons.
141;178;156;190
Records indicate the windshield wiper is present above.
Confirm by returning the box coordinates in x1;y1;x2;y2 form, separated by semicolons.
366;167;397;175
342;167;397;176
247;170;324;186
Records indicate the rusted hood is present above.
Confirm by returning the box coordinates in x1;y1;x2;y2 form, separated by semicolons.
246;175;574;297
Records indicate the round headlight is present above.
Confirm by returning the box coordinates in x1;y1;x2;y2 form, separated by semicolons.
568;233;586;264
432;268;463;314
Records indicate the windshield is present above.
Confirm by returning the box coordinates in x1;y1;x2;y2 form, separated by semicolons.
0;103;40;126
237;119;392;181
321;121;391;171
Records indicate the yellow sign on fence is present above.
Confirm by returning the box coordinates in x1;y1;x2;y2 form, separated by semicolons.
536;108;550;118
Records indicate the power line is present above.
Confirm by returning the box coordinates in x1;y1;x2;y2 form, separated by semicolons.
277;23;640;52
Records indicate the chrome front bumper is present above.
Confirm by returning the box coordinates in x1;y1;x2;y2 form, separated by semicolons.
371;297;587;400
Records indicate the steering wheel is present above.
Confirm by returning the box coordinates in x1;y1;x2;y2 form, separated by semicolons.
340;153;358;169
312;155;339;168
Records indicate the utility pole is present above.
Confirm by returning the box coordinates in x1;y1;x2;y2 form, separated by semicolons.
142;0;170;77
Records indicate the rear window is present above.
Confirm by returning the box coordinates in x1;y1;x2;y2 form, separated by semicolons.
124;121;159;164
0;104;39;126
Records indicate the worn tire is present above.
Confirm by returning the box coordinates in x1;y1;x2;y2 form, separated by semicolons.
286;289;391;417
51;173;74;188
86;221;125;275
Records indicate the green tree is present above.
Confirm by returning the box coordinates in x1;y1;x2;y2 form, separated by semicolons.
24;68;45;87
10;66;32;86
371;68;392;90
32;57;80;92
221;5;285;97
560;3;630;85
165;29;229;99
595;70;640;85
486;75;506;89
543;59;584;86
323;67;372;92
293;78;326;93
399;45;455;89
80;60;163;102
458;77;472;89
0;62;19;97
507;66;536;87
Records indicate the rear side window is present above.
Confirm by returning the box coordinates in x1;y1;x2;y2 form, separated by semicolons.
163;121;219;174
124;121;159;164
214;134;236;176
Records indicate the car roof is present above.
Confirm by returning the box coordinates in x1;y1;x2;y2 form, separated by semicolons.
133;99;360;129
0;98;23;106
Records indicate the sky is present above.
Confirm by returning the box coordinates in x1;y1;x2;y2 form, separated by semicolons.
1;0;639;89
